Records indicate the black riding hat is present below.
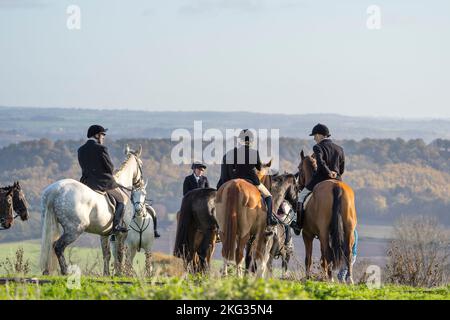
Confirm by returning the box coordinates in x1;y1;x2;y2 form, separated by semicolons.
309;123;331;137
191;162;207;170
87;125;108;138
238;129;255;144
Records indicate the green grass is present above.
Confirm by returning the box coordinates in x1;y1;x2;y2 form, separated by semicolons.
0;276;448;300
0;241;449;300
0;241;155;276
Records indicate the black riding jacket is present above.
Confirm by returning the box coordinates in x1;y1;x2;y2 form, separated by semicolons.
217;145;262;188
78;139;119;192
306;138;345;190
183;174;210;196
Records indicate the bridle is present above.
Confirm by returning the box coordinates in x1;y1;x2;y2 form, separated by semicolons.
129;185;152;251
117;153;144;196
0;192;14;231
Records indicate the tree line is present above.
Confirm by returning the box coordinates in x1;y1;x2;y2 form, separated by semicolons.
0;137;448;242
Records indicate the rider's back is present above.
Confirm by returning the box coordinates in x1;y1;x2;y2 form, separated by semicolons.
77;140;117;192
313;138;345;180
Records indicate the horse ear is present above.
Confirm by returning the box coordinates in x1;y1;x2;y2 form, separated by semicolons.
136;145;142;157
300;150;305;160
124;144;130;155
264;159;272;168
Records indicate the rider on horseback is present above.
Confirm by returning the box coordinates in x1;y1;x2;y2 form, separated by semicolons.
295;124;345;231
78;125;128;234
217;129;278;226
183;162;210;196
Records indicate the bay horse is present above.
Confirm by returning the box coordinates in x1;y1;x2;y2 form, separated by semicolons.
0;181;30;229
173;187;218;273
215;160;276;278
297;150;357;283
40;145;144;275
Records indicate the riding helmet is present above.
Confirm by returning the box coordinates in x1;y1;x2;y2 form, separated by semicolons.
309;124;330;137
87;125;108;138
238;129;255;144
191;162;207;170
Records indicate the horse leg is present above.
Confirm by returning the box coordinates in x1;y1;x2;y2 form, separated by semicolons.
206;231;217;272
319;235;333;281
145;251;153;277
245;236;256;274
345;230;355;284
302;232;313;279
100;236;111;276
125;246;137;277
198;230;212;273
282;252;290;278
114;234;127;276
254;232;272;279
53;230;82;275
267;254;274;278
221;259;229;276
236;234;251;278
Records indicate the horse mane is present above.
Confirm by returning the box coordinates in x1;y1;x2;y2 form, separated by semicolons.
113;153;134;179
305;155;317;172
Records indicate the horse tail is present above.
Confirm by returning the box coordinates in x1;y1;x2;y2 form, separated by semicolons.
222;184;238;261
173;195;193;260
40;188;60;274
330;185;345;269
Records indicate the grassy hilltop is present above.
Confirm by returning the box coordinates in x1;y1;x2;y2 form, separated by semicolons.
0;242;448;300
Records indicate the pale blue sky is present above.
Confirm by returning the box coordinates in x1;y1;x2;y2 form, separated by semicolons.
1;0;449;118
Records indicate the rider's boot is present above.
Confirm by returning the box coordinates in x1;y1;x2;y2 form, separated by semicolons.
264;196;278;226
290;220;301;236
152;212;161;238
146;204;160;238
112;202;128;234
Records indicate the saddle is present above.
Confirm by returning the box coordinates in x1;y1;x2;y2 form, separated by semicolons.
303;192;313;211
94;190;117;213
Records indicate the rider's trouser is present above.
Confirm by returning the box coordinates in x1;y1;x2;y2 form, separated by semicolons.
145;203;159;233
256;183;276;225
257;183;271;198
107;188;127;227
296;187;311;228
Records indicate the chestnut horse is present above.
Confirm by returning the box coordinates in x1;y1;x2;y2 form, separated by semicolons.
297;150;357;283
215;161;273;278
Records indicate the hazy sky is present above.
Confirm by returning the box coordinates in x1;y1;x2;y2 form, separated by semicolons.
1;0;449;118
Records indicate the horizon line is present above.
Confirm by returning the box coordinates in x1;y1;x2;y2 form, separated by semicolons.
0;105;449;121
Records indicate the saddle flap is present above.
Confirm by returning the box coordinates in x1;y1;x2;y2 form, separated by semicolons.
94;190;116;213
303;192;313;210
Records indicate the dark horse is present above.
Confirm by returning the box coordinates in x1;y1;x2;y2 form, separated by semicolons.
173;188;218;273
245;173;299;276
0;181;30;229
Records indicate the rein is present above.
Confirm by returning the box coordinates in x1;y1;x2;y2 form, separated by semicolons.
128;215;152;251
